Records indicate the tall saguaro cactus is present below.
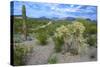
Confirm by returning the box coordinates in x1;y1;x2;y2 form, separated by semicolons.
22;5;27;40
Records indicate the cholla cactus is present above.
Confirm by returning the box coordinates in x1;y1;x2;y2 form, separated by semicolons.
55;25;70;38
54;21;88;55
72;22;85;34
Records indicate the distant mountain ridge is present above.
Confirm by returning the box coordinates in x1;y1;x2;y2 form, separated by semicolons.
11;15;96;22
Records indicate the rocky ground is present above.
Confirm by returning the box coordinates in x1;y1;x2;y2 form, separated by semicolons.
15;37;97;65
24;38;55;65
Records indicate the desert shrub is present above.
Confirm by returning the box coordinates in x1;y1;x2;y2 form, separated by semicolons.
53;36;64;52
33;23;51;45
89;25;97;34
35;32;48;45
48;54;57;64
87;35;97;47
13;34;23;43
14;37;22;43
76;18;97;37
13;18;23;34
13;44;33;66
84;23;97;36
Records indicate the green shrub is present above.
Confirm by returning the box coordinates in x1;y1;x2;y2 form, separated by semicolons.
76;18;97;36
48;54;57;64
13;44;33;66
35;32;48;45
87;35;97;47
53;36;64;52
13;34;22;43
14;37;22;43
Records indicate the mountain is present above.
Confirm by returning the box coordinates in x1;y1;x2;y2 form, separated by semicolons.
65;17;76;21
39;16;50;20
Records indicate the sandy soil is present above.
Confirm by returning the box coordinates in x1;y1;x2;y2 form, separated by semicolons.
17;37;97;65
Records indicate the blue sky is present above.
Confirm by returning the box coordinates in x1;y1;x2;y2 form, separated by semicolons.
11;1;97;20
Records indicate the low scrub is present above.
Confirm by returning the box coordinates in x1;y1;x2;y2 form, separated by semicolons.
48;54;57;64
87;35;97;47
13;44;33;66
53;36;64;52
35;32;48;45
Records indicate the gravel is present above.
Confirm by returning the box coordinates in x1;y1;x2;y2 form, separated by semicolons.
16;37;97;65
24;38;55;65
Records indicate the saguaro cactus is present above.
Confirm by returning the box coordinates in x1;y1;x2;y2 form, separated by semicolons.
22;5;27;40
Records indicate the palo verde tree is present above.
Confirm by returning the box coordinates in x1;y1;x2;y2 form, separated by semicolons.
22;5;27;40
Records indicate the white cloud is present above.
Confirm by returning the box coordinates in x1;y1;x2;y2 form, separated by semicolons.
50;5;84;13
70;5;74;8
